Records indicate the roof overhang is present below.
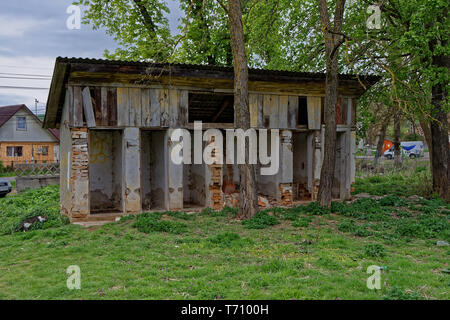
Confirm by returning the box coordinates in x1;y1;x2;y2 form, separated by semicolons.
44;57;380;129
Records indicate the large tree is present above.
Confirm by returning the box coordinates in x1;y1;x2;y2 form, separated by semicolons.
223;0;259;218
316;0;346;207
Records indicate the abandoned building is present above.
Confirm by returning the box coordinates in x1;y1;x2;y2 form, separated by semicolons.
43;57;378;222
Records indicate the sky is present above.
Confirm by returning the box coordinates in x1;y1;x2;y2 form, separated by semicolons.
0;0;183;115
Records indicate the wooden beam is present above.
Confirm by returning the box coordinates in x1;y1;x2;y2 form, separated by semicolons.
211;98;230;123
82;86;96;127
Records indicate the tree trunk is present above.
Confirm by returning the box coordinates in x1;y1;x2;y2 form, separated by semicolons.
375;117;389;166
429;13;449;201
317;0;346;207
227;0;259;218
430;76;449;201
393;110;402;168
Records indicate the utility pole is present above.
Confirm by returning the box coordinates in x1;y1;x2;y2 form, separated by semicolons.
35;98;39;116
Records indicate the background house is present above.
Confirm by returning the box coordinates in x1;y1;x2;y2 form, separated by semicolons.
0;104;60;167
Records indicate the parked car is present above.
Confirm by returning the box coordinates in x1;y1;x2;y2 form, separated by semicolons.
384;141;424;159
0;180;12;197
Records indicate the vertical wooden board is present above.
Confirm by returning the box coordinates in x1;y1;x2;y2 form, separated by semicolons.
82;87;96;128
129;88;142;127
267;95;279;128
141;89;151;127
67;86;74;126
89;87;102;125
160;89;169;127
168;89;179;128
287;95;298;129
117;87;129;127
352;98;357;126
178;90;188;127
72;86;83;127
307;96;321;130
279;95;288;129
249;94;257;127
263;94;271;128
107;87;117;126
257;94;263;127
149;89;161;126
100;87;108;126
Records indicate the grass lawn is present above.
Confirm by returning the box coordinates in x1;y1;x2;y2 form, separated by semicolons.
0;175;449;300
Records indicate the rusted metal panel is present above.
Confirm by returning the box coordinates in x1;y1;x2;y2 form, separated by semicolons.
287;95;298;129
117;87;129;127
82;87;96;128
307;96;321;130
129;88;142;127
149;88;161;126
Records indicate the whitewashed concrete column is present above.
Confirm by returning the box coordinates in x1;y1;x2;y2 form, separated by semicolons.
167;129;183;210
122;128;141;214
312;130;322;200
277;130;293;205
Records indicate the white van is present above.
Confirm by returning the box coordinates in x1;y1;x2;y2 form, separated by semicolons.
384;141;424;159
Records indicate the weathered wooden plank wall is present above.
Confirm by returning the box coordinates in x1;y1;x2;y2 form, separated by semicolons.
66;85;352;130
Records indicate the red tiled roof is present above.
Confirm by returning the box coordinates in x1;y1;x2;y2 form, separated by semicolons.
0;104;25;127
0;104;60;141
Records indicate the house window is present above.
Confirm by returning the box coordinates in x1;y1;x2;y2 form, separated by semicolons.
6;146;23;157
36;146;49;156
16;117;26;130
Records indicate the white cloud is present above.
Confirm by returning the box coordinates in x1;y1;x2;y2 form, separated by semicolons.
0;15;43;37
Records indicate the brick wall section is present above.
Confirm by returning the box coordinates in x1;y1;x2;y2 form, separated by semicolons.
70;128;89;221
208;164;223;210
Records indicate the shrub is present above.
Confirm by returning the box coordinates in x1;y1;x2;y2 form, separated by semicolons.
242;211;279;229
383;287;422;300
0;185;68;235
132;212;187;234
207;232;252;248
364;243;386;257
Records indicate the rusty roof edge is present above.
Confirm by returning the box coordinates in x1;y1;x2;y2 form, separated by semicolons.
56;56;381;83
44;60;70;129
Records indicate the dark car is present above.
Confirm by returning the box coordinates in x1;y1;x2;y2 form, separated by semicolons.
0;180;12;197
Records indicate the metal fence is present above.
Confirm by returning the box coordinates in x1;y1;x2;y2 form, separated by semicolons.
0;161;60;177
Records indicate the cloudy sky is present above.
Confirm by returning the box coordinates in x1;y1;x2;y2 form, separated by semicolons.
0;0;182;115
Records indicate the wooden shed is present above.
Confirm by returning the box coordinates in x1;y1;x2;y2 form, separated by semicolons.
44;57;378;222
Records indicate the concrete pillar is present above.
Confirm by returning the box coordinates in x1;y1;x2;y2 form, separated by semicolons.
70;128;89;221
278;130;293;205
167;129;183;210
312;130;322;200
122;128;141;214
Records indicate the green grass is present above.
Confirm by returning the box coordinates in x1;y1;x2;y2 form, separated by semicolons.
0;182;448;300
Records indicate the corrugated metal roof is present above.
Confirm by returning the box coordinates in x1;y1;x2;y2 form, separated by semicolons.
55;56;379;82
